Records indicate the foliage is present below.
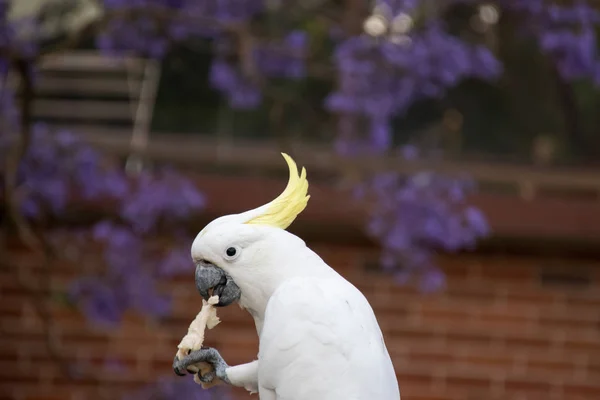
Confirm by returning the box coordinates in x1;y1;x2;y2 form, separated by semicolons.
0;121;204;323
2;0;599;315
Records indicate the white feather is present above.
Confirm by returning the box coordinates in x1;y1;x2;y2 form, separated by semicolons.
258;276;400;400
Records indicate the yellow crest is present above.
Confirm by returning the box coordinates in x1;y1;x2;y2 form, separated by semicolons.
245;153;310;229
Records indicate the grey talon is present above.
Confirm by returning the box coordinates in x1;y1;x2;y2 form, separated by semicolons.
173;355;199;376
198;371;216;383
173;356;187;376
172;347;231;384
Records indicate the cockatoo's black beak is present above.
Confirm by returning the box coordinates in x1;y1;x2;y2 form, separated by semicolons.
195;261;241;307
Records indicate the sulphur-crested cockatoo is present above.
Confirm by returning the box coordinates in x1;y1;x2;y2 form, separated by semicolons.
173;153;400;400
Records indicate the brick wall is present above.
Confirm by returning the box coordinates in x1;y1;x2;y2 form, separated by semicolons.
2;242;600;400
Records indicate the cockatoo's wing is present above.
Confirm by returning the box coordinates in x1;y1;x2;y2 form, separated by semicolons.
257;275;401;400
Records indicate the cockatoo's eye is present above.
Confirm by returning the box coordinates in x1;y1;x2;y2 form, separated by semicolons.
224;246;241;261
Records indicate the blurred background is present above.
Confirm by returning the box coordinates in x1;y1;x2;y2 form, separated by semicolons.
1;0;600;399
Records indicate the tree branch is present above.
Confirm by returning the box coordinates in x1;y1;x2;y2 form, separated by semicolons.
2;59;39;250
0;58;75;378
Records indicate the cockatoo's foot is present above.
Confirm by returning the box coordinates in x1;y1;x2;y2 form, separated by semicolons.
173;347;231;384
173;355;186;376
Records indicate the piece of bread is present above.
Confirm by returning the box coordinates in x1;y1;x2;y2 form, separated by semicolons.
176;295;222;388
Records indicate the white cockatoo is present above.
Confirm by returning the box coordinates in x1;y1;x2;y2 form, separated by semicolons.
173;153;400;400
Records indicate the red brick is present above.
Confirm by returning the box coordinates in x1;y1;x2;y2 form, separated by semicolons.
563;381;600;397
396;381;463;400
0;271;20;292
503;376;555;395
444;284;501;304
564;291;600;308
438;259;474;281
471;257;538;283
562;333;600;353
500;285;563;305
396;367;437;389
444;372;494;391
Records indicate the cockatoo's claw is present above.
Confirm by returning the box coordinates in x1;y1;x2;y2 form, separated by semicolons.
172;347;231;384
198;370;216;383
173;355;188;376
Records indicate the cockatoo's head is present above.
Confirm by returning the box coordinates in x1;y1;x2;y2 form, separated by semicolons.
190;153;310;309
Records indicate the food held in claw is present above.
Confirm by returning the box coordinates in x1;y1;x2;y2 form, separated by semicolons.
175;295;222;388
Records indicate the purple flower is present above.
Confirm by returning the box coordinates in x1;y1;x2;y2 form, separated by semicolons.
209;60;239;91
159;247;193;276
399;145;419;160
465;206;490;236
1;120;206;325
419;268;446;293
69;279;123;326
360;156;490;291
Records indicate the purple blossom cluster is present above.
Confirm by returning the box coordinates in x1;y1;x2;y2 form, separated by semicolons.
354;146;490;291
98;1;309;109
0;124;205;325
322;2;499;282
98;0;265;58
209;30;309;109
322;0;597;287
326;25;501;151
209;58;262;109
11;125;128;217
507;0;600;84
254;31;308;79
